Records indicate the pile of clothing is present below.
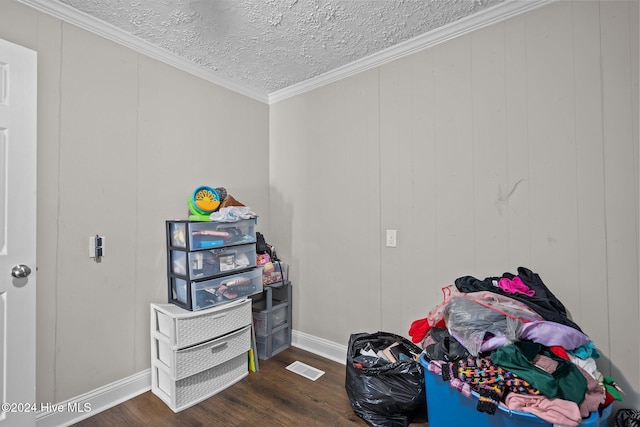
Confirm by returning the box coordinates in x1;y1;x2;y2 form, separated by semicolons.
409;267;621;427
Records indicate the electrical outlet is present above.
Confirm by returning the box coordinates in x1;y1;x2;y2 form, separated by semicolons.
386;229;397;248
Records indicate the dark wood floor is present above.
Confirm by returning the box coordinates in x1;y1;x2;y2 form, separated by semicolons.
72;346;428;426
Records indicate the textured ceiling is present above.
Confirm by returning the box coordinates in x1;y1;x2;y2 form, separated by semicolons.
54;0;505;96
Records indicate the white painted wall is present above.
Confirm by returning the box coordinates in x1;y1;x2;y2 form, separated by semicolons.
0;0;270;404
1;0;638;416
270;0;640;409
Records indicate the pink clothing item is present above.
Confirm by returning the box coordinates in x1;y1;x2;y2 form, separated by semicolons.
532;354;559;373
575;364;605;418
498;276;535;296
505;394;582;427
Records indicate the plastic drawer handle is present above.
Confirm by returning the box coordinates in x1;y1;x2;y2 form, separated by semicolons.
210;342;228;352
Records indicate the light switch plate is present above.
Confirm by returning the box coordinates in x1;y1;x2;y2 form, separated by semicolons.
386;229;397;247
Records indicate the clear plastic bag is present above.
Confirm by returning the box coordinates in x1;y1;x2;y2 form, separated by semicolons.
443;291;543;356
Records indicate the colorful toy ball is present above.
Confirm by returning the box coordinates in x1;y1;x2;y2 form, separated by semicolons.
190;186;220;214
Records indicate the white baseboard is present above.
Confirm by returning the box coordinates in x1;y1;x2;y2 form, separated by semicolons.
35;369;151;427
34;330;344;426
292;330;347;365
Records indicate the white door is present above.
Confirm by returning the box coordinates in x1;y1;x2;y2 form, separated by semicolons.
0;38;37;426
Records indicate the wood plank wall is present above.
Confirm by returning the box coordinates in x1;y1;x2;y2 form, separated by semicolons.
270;0;640;408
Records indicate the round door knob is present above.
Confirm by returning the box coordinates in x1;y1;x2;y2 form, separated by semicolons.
11;264;31;278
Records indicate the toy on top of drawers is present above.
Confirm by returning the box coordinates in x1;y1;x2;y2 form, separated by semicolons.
166;219;263;311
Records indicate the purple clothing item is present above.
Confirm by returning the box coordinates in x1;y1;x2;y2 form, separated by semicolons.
519;320;591;350
449;330;509;354
498;276;535;296
480;335;508;352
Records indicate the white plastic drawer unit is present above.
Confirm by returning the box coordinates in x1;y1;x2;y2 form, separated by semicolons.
152;352;247;412
168;219;256;250
153;325;251;380
169;243;257;279
151;298;251;349
150;299;252;412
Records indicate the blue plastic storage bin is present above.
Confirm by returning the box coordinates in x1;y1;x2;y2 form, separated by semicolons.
419;354;612;427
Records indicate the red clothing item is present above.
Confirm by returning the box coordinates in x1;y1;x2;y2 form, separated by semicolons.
549;345;570;360
602;391;616;407
408;317;446;343
409;318;430;343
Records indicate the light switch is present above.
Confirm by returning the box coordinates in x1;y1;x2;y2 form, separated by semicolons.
386;229;397;248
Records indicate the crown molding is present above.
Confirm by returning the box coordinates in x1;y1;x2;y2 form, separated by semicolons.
17;0;553;106
268;0;553;104
16;0;270;104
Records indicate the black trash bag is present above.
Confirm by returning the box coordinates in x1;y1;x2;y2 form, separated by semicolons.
345;331;426;427
616;409;640;427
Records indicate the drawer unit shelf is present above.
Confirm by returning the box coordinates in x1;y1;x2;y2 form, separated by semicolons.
168;219;256;250
252;303;287;335
169;243;257;280
166;219;261;311
169;267;264;312
152;353;248;413
152;298;251;349
256;325;291;360
151;300;252;412
152;325;251;380
251;281;292;359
